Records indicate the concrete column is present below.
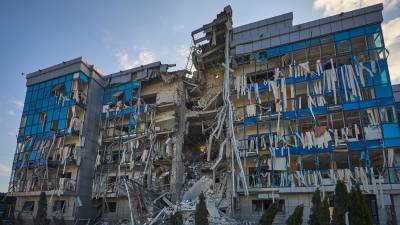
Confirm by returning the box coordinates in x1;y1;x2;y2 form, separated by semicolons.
170;79;186;202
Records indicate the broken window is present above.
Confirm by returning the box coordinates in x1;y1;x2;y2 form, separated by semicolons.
329;112;344;130
292;49;307;64
318;153;331;170
59;172;72;179
380;106;396;123
52;200;66;212
344;110;362;140
113;91;124;102
336;40;351;55
22;201;35;212
321;37;335;59
307;46;321;72
361;87;375;101
51;84;65;104
369;48;386;61
286;84;295;111
107;176;116;192
39;112;46;124
20;115;27;128
367;32;383;49
332;151;349;169
106;202;117;213
51;120;58;131
251;199;284;215
236;55;251;65
112;150;121;162
143;94;157;104
299;117;313;134
267;56;281;69
252;200;264;214
303;154;316;170
295;81;307;109
351;36;367;55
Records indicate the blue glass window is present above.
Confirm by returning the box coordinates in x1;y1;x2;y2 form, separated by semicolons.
280;45;292;54
45;123;51;132
80;73;89;83
53;109;60;119
267;47;280;57
373;69;389;85
31;91;38;101
375;84;392;98
309;38;320;46
350;27;365;37
292;41;306;51
367;33;383;49
47;110;53;121
365;24;380;34
58;120;66;129
334;31;350;42
29;151;37;161
59;107;68;119
382;123;400;138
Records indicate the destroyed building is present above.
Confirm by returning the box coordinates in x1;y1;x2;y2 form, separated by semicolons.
8;3;400;225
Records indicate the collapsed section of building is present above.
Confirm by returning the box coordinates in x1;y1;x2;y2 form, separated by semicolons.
7;3;400;225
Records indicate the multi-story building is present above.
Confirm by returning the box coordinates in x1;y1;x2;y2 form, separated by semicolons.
193;3;400;225
91;63;189;223
8;58;104;224
8;58;191;225
8;3;400;225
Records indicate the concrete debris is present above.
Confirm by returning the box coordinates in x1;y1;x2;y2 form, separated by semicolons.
183;176;213;201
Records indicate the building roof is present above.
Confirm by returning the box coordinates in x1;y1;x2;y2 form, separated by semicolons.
232;3;383;55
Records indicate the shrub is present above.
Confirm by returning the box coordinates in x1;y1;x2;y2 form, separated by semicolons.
286;204;304;225
259;202;279;225
332;181;349;225
195;193;208;225
170;211;183;225
320;197;331;225
348;185;372;225
34;192;50;225
309;189;331;225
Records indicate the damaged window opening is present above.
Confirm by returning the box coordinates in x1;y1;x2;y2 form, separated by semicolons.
52;200;66;212
142;94;157;104
106;202;117;213
22;201;35;213
251;200;285;215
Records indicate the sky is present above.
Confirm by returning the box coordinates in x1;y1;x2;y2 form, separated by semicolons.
0;0;399;192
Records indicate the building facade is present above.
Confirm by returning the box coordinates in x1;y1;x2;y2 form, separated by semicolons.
8;3;400;225
226;3;400;225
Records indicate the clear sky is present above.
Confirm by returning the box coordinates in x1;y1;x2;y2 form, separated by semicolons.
0;0;399;192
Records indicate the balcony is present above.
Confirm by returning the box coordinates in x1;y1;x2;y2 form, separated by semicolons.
9;178;77;196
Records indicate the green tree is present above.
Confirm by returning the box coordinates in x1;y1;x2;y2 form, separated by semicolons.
320;197;331;225
309;189;330;225
259;202;279;225
286;204;304;225
170;211;183;225
332;181;349;225
348;185;372;225
308;189;322;225
195;193;208;225
34;192;50;225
